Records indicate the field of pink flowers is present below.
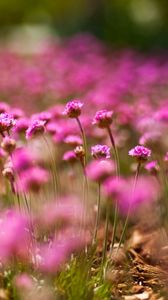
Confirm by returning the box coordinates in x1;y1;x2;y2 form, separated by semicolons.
0;34;168;299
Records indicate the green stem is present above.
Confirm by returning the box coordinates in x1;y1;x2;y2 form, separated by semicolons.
117;161;141;250
43;135;59;197
76;117;87;165
107;126;120;178
110;201;118;254
102;204;109;267
93;182;101;245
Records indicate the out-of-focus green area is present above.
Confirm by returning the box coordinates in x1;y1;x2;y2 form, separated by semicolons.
1;0;168;49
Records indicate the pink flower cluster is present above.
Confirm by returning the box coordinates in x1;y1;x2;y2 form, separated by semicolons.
128;145;151;160
12;147;49;193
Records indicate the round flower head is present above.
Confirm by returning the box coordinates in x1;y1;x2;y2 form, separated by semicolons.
92;110;113;128
0;102;10;113
32;111;52;124
145;160;159;175
64;135;82;147
104;175;159;215
26;120;45;139
12;147;34;174
2;166;14;182
16;167;49;193
14;118;29;134
63;100;83;118
63;151;77;164
91;144;110;160
11;108;24;119
164;152;168;162
0;113;16;135
86;160;115;182
128;145;151;161
1;137;16;154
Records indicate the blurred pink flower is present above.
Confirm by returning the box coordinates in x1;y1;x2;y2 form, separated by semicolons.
0;209;30;262
0;113;16;136
0;102;10;113
145;160;159;174
14;273;34;290
104;175;159;215
86;159;115;182
26;120;46;139
1;136;16;154
128;145;151;160
38;230;89;274
64;134;82;147
12;147;34;174
14;117;29;134
38;197;85;229
91;144;110;159
16;167;49;193
63;150;77;163
92;110;113;128
63;100;83;118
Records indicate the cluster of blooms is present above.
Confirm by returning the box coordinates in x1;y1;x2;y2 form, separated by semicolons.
12;147;49;193
91;144;110;159
0;34;168;296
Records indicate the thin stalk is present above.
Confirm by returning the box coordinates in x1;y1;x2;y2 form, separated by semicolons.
107;126;120;254
102;204;110;267
109;201;118;254
117;161;141;250
76;117;87;165
76;117;89;230
93;182;101;245
107;126;120;178
43;135;59;197
81;164;89;224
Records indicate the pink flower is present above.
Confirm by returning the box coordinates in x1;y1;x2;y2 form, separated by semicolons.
11;108;25;119
145;160;159;174
0;113;16;135
1;137;16;154
92;110;113;128
63;150;77;163
91;144;110;159
0;102;10;113
128;145;151;161
12;148;34;174
26;120;45;139
14;118;29;134
104;176;159;215
64;135;82;147
16;167;49;193
164;152;168;162
32;111;52;124
86;160;115;182
38;197;84;229
46;121;59;135
38;230;89;274
0;209;30;262
63;100;83;118
14;273;34;290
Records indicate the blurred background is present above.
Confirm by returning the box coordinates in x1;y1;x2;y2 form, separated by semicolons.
1;0;168;51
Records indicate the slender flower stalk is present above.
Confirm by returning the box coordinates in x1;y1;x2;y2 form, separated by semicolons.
117;145;151;250
110;201;118;253
101;203;110;276
117;161;141;250
63;100;88;207
107;126;120;178
43;135;59;197
76;117;87;166
92;182;101;245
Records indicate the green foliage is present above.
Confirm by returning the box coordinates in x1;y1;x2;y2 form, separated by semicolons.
55;253;111;300
1;0;168;49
